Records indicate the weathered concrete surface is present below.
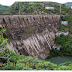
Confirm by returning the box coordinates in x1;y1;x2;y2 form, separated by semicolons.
61;21;68;26
56;31;69;36
7;29;55;59
0;15;61;59
52;44;61;50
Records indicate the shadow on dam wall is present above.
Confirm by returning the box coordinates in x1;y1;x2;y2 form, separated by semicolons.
0;15;61;60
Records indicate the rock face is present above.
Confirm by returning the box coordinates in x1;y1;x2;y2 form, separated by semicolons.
0;15;61;59
61;21;68;26
56;32;69;36
52;44;61;50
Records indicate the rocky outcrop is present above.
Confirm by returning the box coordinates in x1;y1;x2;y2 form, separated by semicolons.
0;15;61;59
56;31;69;36
52;44;61;50
7;29;55;59
61;21;68;26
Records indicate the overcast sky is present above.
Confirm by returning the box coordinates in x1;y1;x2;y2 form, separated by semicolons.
0;0;72;6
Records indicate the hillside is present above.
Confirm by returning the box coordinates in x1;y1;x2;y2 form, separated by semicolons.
3;2;70;15
0;4;9;14
65;2;72;7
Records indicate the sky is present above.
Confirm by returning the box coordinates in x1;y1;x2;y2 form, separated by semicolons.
0;0;72;6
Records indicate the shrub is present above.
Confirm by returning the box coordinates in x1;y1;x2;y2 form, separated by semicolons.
61;41;72;54
0;28;8;57
55;34;71;45
35;61;57;70
0;66;33;70
50;49;61;57
55;66;68;70
55;34;72;54
59;24;68;31
55;62;72;70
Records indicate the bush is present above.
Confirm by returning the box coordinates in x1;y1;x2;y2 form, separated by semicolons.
55;34;71;45
35;61;57;70
59;62;72;66
55;62;72;70
69;28;72;34
55;34;72;54
50;49;61;57
55;66;68;70
1;49;72;70
61;15;72;33
61;41;72;54
0;66;33;70
0;28;8;57
59;24;68;31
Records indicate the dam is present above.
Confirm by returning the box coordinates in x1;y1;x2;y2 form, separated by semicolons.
0;15;61;59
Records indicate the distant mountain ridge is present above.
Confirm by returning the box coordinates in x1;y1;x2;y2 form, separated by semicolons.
0;2;71;15
65;2;72;7
0;4;9;14
3;2;70;15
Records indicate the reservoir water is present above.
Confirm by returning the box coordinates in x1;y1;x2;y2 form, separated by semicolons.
46;56;72;65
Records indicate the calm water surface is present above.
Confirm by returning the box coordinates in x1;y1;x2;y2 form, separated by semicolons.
46;56;72;65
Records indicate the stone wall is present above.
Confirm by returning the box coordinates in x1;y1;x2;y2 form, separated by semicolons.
0;15;61;59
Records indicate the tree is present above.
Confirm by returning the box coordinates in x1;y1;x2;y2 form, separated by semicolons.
0;25;8;58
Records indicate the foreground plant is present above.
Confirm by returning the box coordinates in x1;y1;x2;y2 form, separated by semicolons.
0;25;8;57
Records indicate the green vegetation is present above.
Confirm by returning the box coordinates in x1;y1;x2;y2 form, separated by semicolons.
0;26;57;70
48;11;72;57
0;23;72;70
55;34;72;54
49;48;61;57
0;51;57;70
1;50;72;70
43;2;70;15
0;5;9;14
61;15;72;33
0;2;72;70
0;27;8;57
55;62;72;70
65;2;72;7
59;24;68;31
3;2;70;15
54;13;72;55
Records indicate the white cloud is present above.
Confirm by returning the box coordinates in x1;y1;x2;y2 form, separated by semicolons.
0;0;72;6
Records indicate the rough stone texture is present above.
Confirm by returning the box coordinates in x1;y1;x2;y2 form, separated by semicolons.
45;7;54;9
56;31;69;36
0;15;61;59
52;44;61;50
61;21;68;26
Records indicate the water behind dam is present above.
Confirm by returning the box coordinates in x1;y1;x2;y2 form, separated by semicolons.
46;56;72;65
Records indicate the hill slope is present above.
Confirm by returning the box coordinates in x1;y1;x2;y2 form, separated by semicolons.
0;4;9;14
4;2;70;15
65;2;72;7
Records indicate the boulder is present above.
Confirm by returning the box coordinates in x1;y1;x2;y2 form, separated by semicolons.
56;32;69;36
61;21;68;26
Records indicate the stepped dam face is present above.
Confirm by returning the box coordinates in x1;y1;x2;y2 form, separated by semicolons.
0;15;61;59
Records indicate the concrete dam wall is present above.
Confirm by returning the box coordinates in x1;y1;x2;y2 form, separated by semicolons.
0;15;61;59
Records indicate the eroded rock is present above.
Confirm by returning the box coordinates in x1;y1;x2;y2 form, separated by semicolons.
61;21;68;26
0;15;61;59
56;32;69;36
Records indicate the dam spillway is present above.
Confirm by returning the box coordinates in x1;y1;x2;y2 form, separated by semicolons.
0;15;61;59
